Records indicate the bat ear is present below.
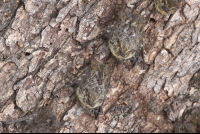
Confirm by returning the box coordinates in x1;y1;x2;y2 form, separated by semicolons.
94;105;103;119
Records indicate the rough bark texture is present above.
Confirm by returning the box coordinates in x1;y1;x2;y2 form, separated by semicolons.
0;0;200;133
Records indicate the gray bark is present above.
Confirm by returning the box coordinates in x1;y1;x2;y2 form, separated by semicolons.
0;0;200;133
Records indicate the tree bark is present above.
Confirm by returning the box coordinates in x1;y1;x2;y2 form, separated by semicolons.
0;0;200;133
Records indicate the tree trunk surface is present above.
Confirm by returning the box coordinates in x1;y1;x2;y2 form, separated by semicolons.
0;0;200;133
